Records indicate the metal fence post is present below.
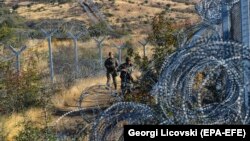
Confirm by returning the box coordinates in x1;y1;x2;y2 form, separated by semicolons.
6;45;27;74
241;0;250;112
138;40;149;58
94;37;105;66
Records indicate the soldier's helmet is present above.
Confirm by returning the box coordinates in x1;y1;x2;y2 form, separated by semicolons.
126;57;131;63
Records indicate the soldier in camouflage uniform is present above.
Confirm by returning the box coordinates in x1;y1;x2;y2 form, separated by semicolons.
104;52;119;90
118;57;134;96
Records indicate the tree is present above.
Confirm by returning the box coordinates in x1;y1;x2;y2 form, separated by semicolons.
149;12;177;73
134;12;178;93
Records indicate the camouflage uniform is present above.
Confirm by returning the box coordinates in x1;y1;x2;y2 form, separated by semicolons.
104;57;119;90
118;63;134;95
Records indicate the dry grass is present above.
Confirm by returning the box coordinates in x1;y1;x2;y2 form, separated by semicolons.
1;108;47;141
0;72;140;140
17;3;87;22
52;76;108;109
14;0;200;70
52;68;141;109
16;0;196;21
16;0;199;46
0;1;200;140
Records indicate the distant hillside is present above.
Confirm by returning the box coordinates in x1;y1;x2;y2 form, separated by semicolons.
9;0;200;37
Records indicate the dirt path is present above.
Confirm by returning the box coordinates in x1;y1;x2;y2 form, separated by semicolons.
53;84;122;140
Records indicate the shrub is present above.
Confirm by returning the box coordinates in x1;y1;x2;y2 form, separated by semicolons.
15;120;56;141
0;52;42;114
88;22;109;37
0;7;27;43
134;12;178;92
0;23;12;41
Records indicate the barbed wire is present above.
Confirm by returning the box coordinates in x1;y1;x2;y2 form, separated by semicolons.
1;0;250;140
155;39;249;124
90;102;159;141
